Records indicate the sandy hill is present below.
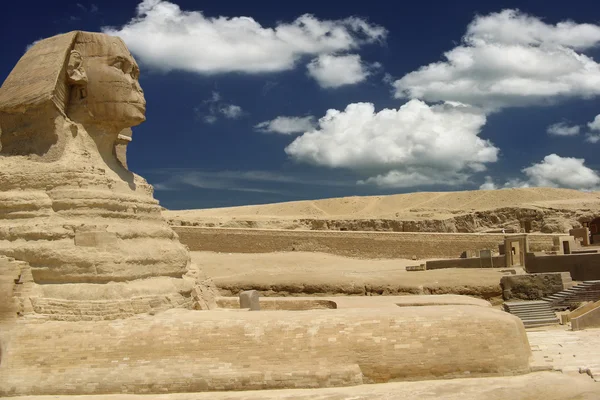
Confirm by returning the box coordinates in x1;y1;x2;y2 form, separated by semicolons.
163;188;600;233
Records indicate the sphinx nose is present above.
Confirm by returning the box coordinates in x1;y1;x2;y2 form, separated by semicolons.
133;80;143;94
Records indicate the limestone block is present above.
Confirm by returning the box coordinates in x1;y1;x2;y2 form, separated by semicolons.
0;306;531;396
74;230;118;249
239;290;260;310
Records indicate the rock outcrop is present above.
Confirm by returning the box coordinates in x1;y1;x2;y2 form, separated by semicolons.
164;188;600;233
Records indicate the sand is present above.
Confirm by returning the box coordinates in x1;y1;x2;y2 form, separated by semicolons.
164;187;600;233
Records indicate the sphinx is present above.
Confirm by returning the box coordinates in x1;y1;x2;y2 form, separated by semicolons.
0;31;216;319
0;31;537;397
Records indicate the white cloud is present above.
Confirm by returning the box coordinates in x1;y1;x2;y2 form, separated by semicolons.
588;114;600;131
103;0;386;74
307;54;372;88
255;116;316;134
195;91;244;123
479;176;497;190
151;169;355;193
392;10;600;111
220;105;243;119
547;122;580;136
203;115;217;124
504;154;600;190
285;99;498;188
585;133;600;143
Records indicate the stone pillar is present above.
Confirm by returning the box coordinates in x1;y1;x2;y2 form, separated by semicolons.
239;290;260;311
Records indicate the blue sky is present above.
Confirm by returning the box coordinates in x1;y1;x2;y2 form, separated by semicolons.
2;0;600;209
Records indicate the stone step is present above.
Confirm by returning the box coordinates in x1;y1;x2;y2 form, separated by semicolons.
523;319;560;328
504;301;548;307
511;313;556;319
505;305;554;311
503;299;560;327
506;302;552;307
508;311;556;316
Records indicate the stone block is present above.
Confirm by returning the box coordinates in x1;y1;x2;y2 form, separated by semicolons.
479;249;492;258
239;290;260;310
74;230;118;249
500;273;565;301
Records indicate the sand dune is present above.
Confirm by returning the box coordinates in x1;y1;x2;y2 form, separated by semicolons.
164;187;600;233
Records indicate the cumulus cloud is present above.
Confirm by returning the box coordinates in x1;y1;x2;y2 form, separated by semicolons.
285;99;498;188
393;10;600;111
504;154;600;190
583;114;600;143
195;91;244;123
547;122;580;136
307;54;373;88
589;114;600;131
479;176;497;190
103;0;386;74
255;116;316;134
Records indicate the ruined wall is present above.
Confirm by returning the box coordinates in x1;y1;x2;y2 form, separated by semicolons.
500;273;567;301
174;227;558;259
426;256;506;270
525;253;600;280
0;306;530;396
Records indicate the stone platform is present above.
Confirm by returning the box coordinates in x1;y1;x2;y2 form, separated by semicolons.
0;302;530;396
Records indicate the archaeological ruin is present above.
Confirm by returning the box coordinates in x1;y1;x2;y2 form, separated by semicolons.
0;31;599;399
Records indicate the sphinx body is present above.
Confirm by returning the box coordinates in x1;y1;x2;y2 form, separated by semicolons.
0;31;216;319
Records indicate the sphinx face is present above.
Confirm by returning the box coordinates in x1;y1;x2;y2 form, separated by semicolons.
69;35;146;130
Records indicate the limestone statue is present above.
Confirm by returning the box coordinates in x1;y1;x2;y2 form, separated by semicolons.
0;32;216;319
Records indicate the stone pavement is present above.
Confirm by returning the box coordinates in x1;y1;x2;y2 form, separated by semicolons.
528;326;600;381
7;372;598;399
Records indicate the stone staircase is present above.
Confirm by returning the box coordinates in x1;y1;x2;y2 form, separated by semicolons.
503;301;559;328
542;280;600;311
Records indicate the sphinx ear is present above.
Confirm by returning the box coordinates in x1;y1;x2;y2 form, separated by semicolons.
66;50;88;86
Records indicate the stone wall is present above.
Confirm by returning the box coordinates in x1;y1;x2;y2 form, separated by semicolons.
500;273;567;301
426;256;506;270
571;300;600;330
174;227;558;259
0;306;531;396
525;253;600;280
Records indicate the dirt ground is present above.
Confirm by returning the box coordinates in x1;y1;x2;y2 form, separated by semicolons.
192;251;509;301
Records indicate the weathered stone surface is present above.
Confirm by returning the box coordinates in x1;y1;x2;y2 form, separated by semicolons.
0;31;215;318
0;306;531;396
501;273;565;301
239;290;260;310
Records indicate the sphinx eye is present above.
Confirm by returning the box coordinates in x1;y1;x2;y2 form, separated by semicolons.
113;60;124;70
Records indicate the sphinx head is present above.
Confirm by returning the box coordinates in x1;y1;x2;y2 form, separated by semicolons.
66;33;146;129
0;31;145;155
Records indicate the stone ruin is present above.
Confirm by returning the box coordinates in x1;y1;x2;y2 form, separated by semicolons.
0;31;537;397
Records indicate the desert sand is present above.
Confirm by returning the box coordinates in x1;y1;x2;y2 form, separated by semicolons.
165;187;600;233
